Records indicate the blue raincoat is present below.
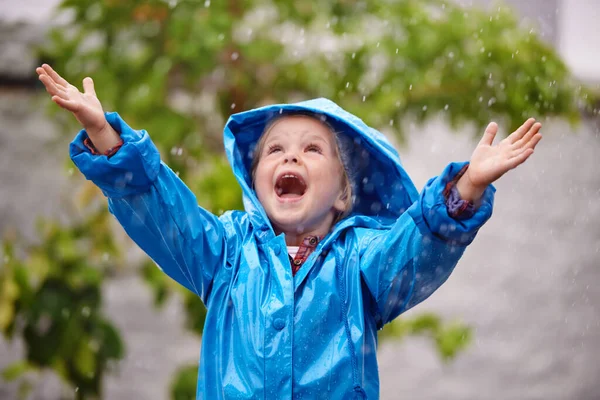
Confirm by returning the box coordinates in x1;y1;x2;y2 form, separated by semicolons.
70;98;494;399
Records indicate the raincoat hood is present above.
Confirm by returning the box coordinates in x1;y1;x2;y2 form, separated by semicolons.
224;98;419;235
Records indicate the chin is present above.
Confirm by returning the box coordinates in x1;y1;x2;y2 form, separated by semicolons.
271;215;306;232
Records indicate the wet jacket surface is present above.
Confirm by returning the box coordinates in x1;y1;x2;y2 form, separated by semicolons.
70;98;495;399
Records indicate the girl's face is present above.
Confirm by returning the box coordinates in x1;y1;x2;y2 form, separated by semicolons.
254;116;347;242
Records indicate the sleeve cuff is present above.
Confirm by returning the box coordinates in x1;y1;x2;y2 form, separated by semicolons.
83;136;124;157
407;161;495;246
443;164;476;220
69;112;161;198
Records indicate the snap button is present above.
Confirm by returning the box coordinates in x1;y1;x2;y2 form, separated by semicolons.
273;244;281;255
273;318;286;331
293;259;302;266
309;237;317;245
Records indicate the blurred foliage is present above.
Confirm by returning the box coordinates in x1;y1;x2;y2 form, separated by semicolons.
0;0;591;398
379;312;472;361
0;210;124;400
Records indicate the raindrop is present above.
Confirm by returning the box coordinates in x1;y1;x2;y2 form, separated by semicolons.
422;105;427;111
448;51;454;59
171;147;182;156
351;52;356;59
395;48;399;54
409;84;413;91
230;103;236;109
345;82;350;88
362;95;366;102
231;52;239;61
376;42;380;48
444;104;449;110
487;97;496;107
81;306;91;317
204;0;210;7
102;252;110;261
541;56;547;62
370;202;382;213
389;119;394;126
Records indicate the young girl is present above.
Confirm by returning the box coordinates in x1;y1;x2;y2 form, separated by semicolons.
36;64;541;399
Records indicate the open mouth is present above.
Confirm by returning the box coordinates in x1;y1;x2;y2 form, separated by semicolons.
275;173;307;199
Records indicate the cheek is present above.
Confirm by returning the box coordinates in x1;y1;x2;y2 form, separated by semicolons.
253;164;272;199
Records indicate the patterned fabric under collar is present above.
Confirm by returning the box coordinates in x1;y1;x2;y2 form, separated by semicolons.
289;235;323;276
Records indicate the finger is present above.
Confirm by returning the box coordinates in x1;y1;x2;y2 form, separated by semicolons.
513;122;542;149
35;67;48;77
82;77;97;97
42;64;69;87
508;118;536;144
478;122;498;146
523;132;542;151
52;95;80;113
39;74;68;98
506;148;534;170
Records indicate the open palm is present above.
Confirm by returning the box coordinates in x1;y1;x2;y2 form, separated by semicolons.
36;64;106;133
467;118;542;188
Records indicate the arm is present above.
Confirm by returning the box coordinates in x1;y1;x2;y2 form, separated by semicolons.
360;119;542;326
37;64;228;302
360;162;494;326
70;112;227;302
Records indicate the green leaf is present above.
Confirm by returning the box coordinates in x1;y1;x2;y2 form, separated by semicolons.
1;361;31;382
74;340;97;378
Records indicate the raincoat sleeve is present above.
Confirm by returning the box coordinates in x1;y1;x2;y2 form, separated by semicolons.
69;112;228;302
359;162;495;326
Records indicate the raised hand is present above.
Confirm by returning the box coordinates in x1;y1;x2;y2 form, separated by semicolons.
456;118;542;202
36;64;120;153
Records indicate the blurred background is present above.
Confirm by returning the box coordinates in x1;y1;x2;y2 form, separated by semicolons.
0;0;598;399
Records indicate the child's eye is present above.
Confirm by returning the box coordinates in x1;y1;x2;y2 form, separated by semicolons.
267;144;282;154
306;144;322;153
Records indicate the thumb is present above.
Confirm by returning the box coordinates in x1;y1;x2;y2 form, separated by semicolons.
82;77;96;97
478;122;498;146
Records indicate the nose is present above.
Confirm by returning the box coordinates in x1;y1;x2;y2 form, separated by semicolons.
283;151;299;164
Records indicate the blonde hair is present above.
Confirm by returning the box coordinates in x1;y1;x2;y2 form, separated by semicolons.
250;113;354;223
